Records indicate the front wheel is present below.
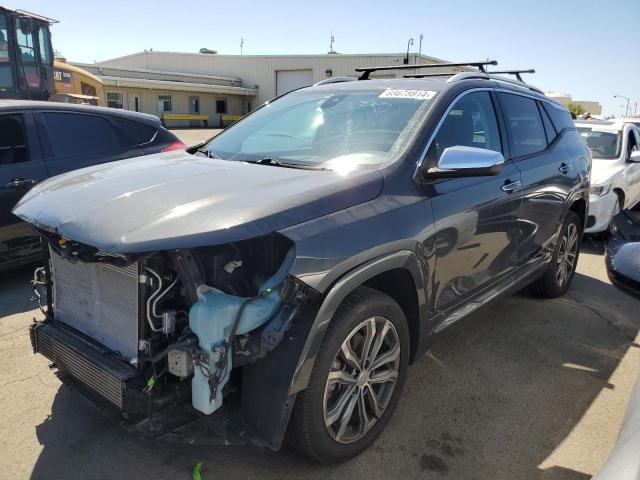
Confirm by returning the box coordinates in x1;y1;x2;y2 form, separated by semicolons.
531;211;582;298
604;195;622;240
286;286;410;463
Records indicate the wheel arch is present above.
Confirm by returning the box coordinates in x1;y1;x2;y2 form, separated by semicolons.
569;197;588;230
363;268;421;363
288;250;428;396
613;187;625;210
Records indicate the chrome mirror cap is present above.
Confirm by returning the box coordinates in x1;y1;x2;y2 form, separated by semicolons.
423;145;505;179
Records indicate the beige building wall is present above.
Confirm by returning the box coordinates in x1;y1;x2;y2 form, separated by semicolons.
96;52;450;106
102;86;250;127
545;92;602;115
573;101;602;115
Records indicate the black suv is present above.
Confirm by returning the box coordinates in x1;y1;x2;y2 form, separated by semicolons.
14;62;590;463
0;101;184;270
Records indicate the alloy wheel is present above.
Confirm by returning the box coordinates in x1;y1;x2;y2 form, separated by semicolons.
323;316;401;444
556;222;579;288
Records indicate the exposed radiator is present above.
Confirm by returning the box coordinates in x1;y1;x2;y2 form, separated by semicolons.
49;247;139;360
31;320;136;411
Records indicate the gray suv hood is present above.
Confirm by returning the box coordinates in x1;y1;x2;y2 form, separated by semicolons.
13;151;383;253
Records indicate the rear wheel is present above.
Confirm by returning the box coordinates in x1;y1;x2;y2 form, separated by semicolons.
287;286;409;463
531;211;581;298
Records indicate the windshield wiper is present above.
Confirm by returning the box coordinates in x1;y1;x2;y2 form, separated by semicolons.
196;148;219;159
244;158;327;170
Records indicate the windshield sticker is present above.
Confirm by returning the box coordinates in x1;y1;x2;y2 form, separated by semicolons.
379;89;437;100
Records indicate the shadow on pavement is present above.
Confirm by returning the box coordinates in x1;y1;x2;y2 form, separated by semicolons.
28;268;640;480
580;235;606;256
0;264;39;317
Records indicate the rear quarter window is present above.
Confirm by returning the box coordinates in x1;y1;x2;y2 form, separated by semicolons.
542;102;574;132
114;118;157;146
40;112;122;159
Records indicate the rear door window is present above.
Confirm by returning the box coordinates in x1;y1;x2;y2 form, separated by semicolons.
40;112;123;160
499;93;547;158
0;114;29;165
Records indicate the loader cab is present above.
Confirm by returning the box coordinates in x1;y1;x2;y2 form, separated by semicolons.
0;7;55;101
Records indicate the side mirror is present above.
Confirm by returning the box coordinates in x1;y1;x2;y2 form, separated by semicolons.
606;242;640;300
421;145;504;179
629;150;640;163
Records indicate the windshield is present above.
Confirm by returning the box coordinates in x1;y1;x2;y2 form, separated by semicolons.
577;127;621;159
202;88;434;171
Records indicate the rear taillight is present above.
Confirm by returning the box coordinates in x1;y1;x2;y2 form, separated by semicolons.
161;140;186;152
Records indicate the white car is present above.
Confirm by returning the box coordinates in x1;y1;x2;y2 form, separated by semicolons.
575;120;640;234
619;117;640;130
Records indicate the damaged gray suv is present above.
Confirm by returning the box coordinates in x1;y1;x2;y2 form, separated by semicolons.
15;61;590;463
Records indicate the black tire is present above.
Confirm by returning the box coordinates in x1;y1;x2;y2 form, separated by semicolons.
603;194;622;241
286;286;410;463
531;211;582;298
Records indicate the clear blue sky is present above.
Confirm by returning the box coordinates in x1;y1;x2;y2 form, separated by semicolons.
15;0;640;116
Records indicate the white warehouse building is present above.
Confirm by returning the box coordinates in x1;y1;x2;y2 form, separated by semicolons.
75;51;451;127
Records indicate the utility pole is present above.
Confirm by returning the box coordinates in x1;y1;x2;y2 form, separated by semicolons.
418;33;423;60
614;94;630;117
405;37;413;65
240;38;244;55
328;31;336;54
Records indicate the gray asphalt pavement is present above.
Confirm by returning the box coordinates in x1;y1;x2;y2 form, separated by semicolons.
1;238;639;480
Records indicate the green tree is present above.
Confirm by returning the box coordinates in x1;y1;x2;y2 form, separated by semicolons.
567;102;585;117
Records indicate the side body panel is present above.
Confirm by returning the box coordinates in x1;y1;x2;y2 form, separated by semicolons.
429;164;522;315
497;93;586;267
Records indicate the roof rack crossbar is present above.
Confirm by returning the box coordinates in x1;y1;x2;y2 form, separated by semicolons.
485;69;535;82
355;60;497;80
445;72;544;95
403;72;463;78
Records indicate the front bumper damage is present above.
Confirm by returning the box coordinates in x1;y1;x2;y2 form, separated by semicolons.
29;233;322;450
585;191;619;234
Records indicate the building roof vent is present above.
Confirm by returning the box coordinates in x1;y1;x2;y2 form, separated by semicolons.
199;48;218;54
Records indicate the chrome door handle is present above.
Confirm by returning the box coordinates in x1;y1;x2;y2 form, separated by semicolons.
559;164;573;174
501;180;521;193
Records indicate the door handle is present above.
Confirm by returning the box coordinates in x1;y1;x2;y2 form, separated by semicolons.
501;180;521;193
4;178;37;189
559;163;573;174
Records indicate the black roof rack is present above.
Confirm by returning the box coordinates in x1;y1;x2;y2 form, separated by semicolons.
485;69;535;82
355;60;497;80
403;72;464;78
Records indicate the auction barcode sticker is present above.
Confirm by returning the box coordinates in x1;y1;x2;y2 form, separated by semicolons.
379;89;437;100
